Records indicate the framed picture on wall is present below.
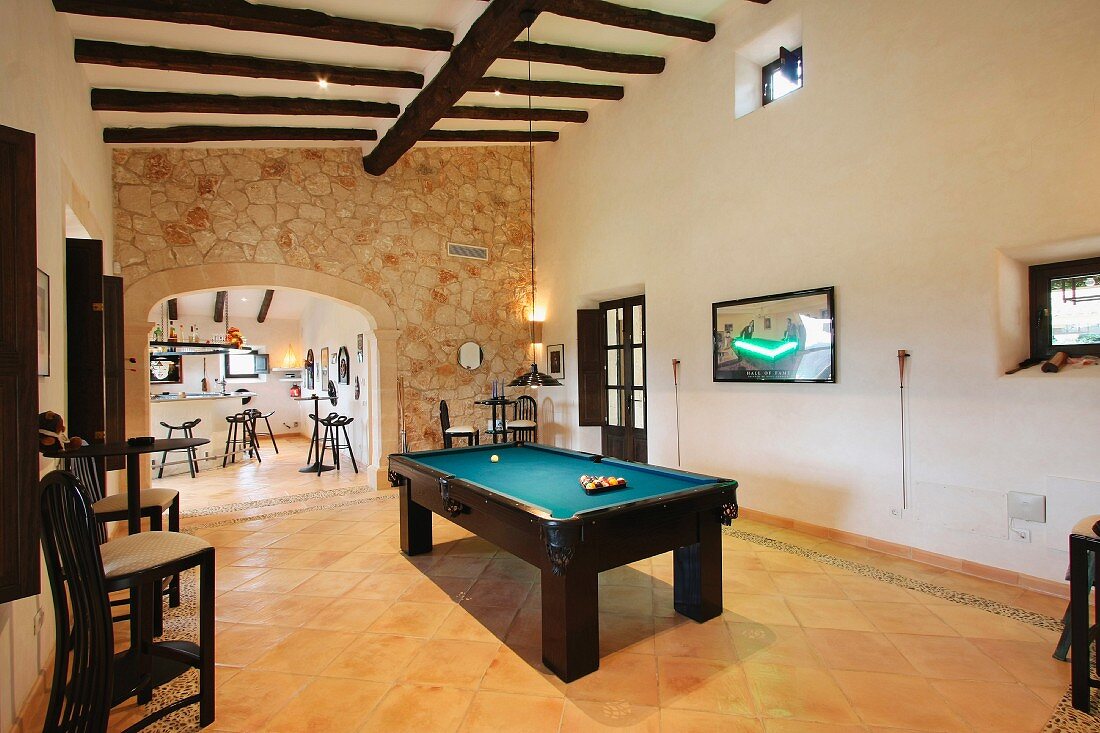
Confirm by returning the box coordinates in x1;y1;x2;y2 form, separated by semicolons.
36;268;49;376
320;347;329;387
712;286;836;383
357;333;364;363
337;346;350;385
546;344;565;380
150;355;183;384
304;348;315;390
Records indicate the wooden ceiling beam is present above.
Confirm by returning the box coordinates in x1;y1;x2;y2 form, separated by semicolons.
213;291;227;323
446;106;587;123
257;290;274;323
472;76;623;100
363;0;553;176
547;0;714;41
91;89;400;118
501;41;664;74
74;40;423;89
53;0;453;52
103;126;378;144
422;130;558;143
166;298;178;321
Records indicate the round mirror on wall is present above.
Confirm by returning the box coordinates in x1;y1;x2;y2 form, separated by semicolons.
458;341;483;370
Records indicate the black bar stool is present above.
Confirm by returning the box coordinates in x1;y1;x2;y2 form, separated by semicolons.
321;414;358;474
158;418;202;478
245;408;279;454
223;412;262;467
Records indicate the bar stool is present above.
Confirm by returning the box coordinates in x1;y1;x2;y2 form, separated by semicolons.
158;418;202;478
440;400;479;448
223;412;262;467
320;414;358;474
509;394;538;443
245;408;279;454
40;470;215;731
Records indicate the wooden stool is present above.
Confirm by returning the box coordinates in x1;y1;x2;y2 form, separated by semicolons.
158;418;202;478
223;412;262;467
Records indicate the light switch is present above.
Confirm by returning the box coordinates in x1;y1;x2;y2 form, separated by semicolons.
1007;492;1046;523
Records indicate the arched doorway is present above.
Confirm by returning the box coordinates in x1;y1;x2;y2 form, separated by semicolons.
124;264;399;489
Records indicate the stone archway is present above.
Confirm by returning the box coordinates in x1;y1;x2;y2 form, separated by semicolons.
124;263;399;489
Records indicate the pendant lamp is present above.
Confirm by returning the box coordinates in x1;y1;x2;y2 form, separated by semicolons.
509;11;560;388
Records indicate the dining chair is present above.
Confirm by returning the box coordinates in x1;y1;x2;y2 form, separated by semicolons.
509;394;538;443
440;400;479;448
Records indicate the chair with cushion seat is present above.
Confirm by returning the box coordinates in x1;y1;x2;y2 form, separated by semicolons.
508;394;538;443
1054;514;1100;712
158;418;202;478
440;400;479;449
39;470;215;732
64;455;183;609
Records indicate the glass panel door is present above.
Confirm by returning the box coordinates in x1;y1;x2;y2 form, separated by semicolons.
600;295;646;461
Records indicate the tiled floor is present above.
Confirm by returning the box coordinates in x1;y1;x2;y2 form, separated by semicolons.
25;447;1087;733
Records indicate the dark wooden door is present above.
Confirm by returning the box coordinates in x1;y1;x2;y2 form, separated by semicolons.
601;296;646;462
103;276;125;470
66;238;106;460
0;124;40;603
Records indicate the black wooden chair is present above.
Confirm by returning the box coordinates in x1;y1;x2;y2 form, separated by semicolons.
40;470;216;732
509;394;538;443
245;408;279;454
157;418;202;478
223;412;262;467
440;400;478;449
63;455;183;612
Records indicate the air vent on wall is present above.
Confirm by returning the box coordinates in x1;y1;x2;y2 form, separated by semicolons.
447;243;489;261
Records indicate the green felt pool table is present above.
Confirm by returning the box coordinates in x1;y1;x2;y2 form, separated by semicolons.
388;442;739;681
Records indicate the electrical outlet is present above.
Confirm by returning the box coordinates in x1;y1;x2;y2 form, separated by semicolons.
293;421;299;428
1011;527;1031;543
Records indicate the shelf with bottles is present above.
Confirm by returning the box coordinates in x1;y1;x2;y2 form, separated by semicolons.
148;340;257;356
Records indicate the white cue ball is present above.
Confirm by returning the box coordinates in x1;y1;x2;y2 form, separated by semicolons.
490;455;499;463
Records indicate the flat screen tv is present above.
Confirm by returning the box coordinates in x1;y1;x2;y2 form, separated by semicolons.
712;286;835;383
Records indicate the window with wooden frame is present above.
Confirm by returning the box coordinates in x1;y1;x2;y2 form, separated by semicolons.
1029;257;1100;359
762;46;803;106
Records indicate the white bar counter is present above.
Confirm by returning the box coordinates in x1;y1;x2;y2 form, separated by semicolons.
149;391;260;476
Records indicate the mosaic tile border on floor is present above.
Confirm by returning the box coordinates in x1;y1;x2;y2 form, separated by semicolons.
145;494;1097;732
178;484;375;518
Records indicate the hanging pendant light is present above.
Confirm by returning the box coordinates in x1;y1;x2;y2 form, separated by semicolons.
510;11;560;388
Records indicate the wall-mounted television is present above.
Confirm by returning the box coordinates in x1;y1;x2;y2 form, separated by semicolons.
712;286;835;383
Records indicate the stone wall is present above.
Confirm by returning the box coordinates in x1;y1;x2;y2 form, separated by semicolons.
114;146;533;451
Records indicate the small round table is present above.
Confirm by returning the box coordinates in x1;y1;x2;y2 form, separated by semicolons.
294;394;335;474
474;396;516;444
44;437;209;535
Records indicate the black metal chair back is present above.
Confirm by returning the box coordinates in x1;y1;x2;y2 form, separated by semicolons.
39;470;114;733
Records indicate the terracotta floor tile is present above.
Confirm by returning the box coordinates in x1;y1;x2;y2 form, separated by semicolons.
925;605;1043;642
458;690;565;732
368;600;452;637
722;594;799;626
345;572;418;600
657;656;755;717
425;555;493;579
758;552;826;574
359;683;474;733
728;622;821;668
250;628;358;674
463;577;533;609
292;570;366;597
885;634;1014;682
854;601;959;636
214;565;269;592
804;628;917;674
785;598;875;632
560;699;661;732
833;575;917;603
761;721;865;733
830;670;968;731
322;633;425;682
770;573;848;599
567;651;660;707
602;584;663;617
302;597;392;633
722;570;782;596
274;549;349;570
401;638;500;688
742;663;856;724
214;622;295;667
398;575;476;604
326;552;390;573
265;677;387;733
212;670;310;731
251;592;337;627
968;638;1071;688
659;708;763;732
234;567;318;594
230;548;303;568
931;679;1052;732
435;603;518;643
601;612;657;655
479;644;566;698
653;618;737;661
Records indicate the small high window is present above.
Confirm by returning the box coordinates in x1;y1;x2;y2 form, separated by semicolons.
223;351;269;379
1029;257;1100;358
762;46;803;106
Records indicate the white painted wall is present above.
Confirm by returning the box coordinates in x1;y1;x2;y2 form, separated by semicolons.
0;1;113;729
536;0;1100;582
298;298;378;478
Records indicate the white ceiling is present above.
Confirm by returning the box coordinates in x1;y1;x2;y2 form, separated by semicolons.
60;0;735;148
164;288;318;321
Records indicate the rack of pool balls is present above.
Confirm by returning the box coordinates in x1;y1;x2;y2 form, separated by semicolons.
579;474;627;494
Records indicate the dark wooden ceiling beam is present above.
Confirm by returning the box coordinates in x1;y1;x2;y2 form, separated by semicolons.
74;40;423;89
363;0;553;176
104;126;378;144
422;130;558;143
501;41;664;74
213;291;227;323
257;290;274;323
547;0;714;41
472;76;623;100
446;106;586;123
53;0;453;51
91;89;400;118
166;298;178;321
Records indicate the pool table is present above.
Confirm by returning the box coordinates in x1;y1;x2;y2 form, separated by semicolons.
388;442;739;681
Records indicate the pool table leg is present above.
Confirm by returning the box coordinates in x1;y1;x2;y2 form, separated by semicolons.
541;556;599;682
400;484;433;555
673;514;723;622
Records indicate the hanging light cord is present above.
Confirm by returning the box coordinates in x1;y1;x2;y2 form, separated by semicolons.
526;22;536;366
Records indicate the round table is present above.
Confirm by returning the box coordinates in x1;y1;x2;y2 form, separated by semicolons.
44;437;209;535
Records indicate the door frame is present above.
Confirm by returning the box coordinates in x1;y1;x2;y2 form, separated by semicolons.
600;294;646;462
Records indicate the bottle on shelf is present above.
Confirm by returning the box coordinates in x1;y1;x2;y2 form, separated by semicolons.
168;322;178;342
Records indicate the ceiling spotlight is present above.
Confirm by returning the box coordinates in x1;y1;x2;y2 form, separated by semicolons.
318;78;329;89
